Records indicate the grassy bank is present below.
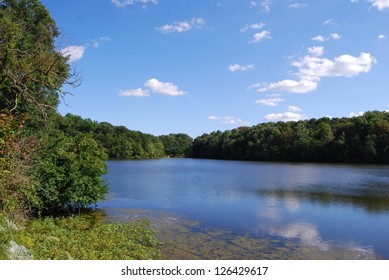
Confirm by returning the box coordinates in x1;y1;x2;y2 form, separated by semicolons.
0;212;164;260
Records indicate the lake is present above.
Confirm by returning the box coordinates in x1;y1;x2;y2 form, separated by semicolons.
98;158;389;259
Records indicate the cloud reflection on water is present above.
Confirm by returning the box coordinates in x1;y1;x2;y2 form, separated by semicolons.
254;193;377;258
270;222;331;251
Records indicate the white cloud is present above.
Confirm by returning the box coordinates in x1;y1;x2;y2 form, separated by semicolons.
249;1;257;8
250;30;271;43
259;78;319;94
288;105;302;112
60;45;85;62
266;93;283;97
256;98;285;107
247;83;262;90
240;22;265;33
207;115;249;126
111;0;158;7
350;0;389;11
265;111;305;122
241;22;270;44
330;33;342;40
289;3;307;9
312;33;342;42
119;88;150;97
295;52;376;78
156;18;205;33
311;35;326;42
207;115;219;120
90;37;111;48
323;19;334;26
144;78;187;96
256;47;376;94
120;78;187;97
369;0;389;11
350;111;365;117
261;0;272;12
228;64;255;72
308;46;325;57
378;34;386;39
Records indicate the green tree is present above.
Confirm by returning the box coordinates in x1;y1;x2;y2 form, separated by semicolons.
0;111;38;221
0;0;76;126
34;132;108;213
159;133;193;157
190;111;389;163
0;1;110;217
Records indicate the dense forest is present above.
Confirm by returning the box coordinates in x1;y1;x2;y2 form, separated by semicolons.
191;111;389;163
48;110;389;164
59;110;389;164
56;113;193;159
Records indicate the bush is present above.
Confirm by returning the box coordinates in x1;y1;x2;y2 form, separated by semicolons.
34;132;108;214
0;112;38;221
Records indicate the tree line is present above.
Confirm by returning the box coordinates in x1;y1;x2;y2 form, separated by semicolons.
191;111;389;163
55;113;193;160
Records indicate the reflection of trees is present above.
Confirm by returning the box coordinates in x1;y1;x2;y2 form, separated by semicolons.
257;189;389;214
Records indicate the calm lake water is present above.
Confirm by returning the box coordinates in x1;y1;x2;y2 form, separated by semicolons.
99;158;389;259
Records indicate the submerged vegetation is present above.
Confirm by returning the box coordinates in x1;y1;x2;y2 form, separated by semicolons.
0;213;163;260
102;209;378;260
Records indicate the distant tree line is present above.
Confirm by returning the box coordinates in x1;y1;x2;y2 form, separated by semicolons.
55;110;389;164
191;111;389;163
55;113;193;160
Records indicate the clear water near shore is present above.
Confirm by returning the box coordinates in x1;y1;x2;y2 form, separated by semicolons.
99;158;389;259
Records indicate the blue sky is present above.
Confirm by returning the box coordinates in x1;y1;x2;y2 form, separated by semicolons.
42;0;389;137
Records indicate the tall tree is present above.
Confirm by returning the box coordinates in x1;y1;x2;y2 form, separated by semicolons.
0;0;76;125
0;1;107;217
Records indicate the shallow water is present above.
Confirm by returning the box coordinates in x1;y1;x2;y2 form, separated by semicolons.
99;158;389;259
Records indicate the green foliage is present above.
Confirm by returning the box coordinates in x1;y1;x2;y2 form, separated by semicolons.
159;133;193;157
0;0;72;126
0;112;38;221
0;1;94;217
191;111;389;163
1;214;164;260
34;131;108;213
57;113;192;160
